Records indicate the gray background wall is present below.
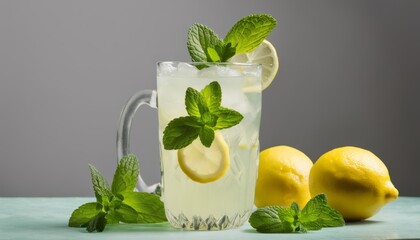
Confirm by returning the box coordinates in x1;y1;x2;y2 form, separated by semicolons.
0;0;419;197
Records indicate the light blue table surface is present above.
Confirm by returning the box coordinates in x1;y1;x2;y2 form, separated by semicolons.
0;197;419;240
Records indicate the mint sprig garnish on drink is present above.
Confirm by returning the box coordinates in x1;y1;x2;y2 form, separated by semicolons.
249;194;345;233
187;14;277;63
163;81;243;150
68;154;167;232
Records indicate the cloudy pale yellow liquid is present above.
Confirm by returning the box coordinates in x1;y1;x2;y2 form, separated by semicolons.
157;64;261;230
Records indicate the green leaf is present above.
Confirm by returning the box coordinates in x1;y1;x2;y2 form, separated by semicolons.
207;47;221;62
215;42;236;62
113;203;139;223
290;201;300;214
123;192;167;223
187;23;223;62
185;87;208;117
201;112;218;127
277;206;297;226
68;202;102;227
214;107;243;130
249;206;295;233
111;154;139;196
199;126;215;147
300;194;345;230
105;213;120;224
224;14;277;54
201;81;222;113
85;212;107;232
88;164;113;203
163;116;201;150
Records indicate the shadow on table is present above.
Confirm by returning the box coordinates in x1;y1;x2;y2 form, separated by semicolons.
43;222;177;233
345;220;383;226
105;223;179;233
241;228;297;235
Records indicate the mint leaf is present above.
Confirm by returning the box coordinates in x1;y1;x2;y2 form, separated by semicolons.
89;164;112;203
215;42;236;62
86;212;107;232
187;23;223;62
185;87;208;117
300;194;345;230
68;202;102;227
105;213;120;224
113;203;139;223
249;206;295;233
111;154;139;196
249;194;344;233
201;112;218;127
69;153;168;233
207;42;236;62
163;116;201;150
207;47;221;62
163;81;243;149
201;81;222;113
199;126;215;147
290;201;300;213
123;192;167;223
224;14;277;54
214;107;243;130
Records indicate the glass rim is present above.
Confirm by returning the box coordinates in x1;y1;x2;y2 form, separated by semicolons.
157;61;262;67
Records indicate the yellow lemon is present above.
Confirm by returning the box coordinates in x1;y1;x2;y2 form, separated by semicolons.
309;146;399;221
229;40;279;91
254;146;313;208
177;131;230;183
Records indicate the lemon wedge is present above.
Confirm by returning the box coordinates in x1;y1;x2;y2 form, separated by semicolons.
229;39;279;91
177;131;230;183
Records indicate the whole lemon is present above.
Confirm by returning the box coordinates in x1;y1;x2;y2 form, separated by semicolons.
309;146;399;221
254;146;313;208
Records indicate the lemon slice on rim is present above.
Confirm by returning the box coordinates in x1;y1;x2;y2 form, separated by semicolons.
177;131;230;183
229;39;279;91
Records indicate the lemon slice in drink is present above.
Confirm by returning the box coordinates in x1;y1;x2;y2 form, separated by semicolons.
177;132;230;183
229;39;279;91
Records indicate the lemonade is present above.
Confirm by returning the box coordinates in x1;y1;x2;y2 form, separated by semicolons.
114;14;279;232
157;62;262;230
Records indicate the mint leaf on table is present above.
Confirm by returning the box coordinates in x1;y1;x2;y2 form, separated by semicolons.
69;154;167;232
163;81;243;150
224;14;277;54
68;202;103;227
300;194;345;230
112;203;139;223
123;192;167;223
187;23;223;62
85;212;107;232
111;154;139;196
249;206;295;233
249;194;345;233
89;164;113;203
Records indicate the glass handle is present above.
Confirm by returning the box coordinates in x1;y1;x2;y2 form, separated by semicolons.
117;89;158;193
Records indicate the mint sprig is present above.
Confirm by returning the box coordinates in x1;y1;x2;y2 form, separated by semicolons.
68;154;167;232
163;81;243;150
249;194;345;233
224;14;277;54
187;14;277;63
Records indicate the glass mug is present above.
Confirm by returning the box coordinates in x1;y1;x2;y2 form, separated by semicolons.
117;62;262;230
